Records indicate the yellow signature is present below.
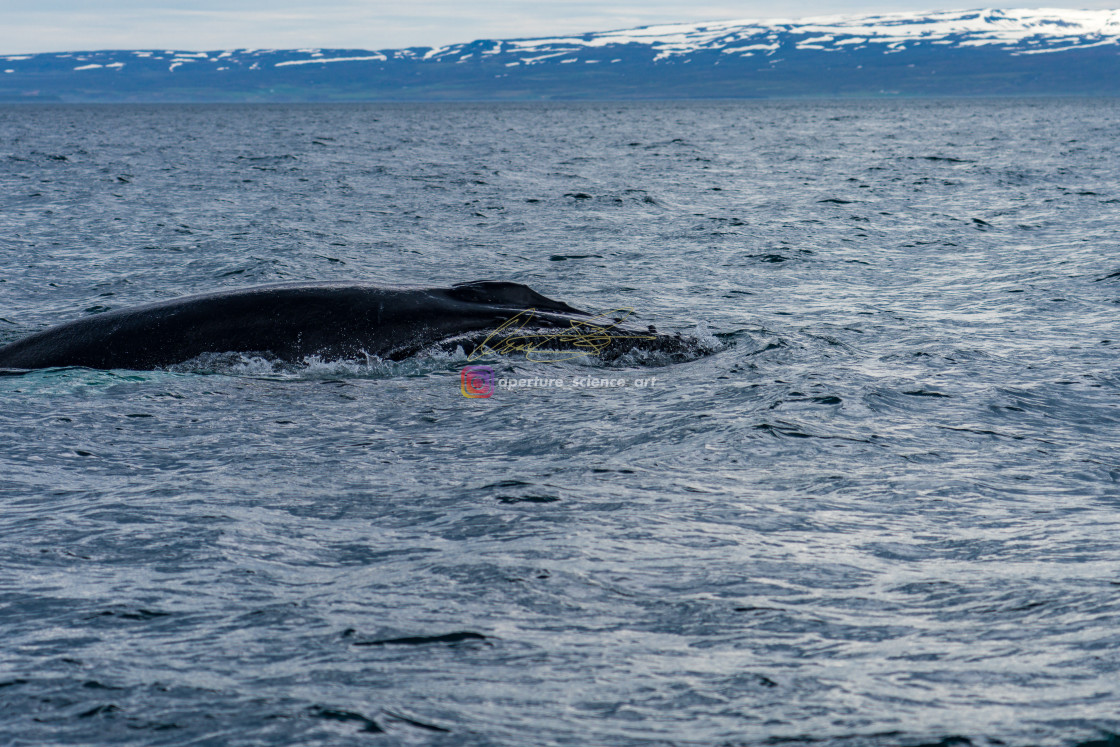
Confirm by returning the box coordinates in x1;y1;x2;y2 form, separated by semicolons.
467;308;657;363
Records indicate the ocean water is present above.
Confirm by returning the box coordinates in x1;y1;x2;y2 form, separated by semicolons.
1;99;1119;746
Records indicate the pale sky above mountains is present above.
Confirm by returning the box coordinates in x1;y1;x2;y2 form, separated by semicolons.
1;1;1117;54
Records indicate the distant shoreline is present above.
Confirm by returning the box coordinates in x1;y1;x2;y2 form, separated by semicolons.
5;9;1120;101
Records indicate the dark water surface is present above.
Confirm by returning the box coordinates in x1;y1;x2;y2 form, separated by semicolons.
1;100;1119;746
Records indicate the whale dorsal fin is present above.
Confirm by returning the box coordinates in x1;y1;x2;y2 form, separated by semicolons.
448;281;585;315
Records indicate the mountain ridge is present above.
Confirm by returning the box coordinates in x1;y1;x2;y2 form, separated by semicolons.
4;8;1120;101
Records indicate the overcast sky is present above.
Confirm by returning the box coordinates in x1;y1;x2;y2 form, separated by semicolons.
1;1;1116;54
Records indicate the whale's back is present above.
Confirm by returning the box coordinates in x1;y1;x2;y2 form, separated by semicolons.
0;281;603;370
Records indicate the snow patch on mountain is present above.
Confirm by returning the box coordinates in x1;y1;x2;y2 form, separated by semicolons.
3;8;1119;75
434;8;1120;63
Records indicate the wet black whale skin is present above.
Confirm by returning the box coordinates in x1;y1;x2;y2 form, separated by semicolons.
0;280;611;370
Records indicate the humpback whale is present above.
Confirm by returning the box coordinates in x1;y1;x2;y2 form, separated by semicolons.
0;281;687;370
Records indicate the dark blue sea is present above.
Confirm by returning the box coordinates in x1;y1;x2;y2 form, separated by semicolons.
1;99;1119;746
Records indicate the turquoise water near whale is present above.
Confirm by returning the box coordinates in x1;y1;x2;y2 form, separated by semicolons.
1;99;1119;746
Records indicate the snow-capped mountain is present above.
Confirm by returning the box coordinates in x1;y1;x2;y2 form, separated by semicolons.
425;7;1120;61
3;8;1120;101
